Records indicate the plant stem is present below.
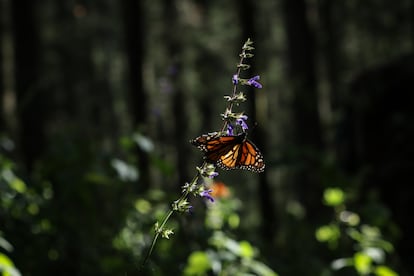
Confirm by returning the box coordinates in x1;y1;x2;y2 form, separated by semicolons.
141;39;254;267
221;44;249;133
141;209;174;267
141;172;200;267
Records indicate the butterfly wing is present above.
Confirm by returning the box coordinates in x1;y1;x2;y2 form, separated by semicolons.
217;139;265;172
191;132;265;173
190;132;245;163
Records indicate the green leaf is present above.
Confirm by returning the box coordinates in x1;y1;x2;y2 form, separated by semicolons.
315;224;340;243
239;241;254;259
134;199;151;214
354;252;372;274
184;251;211;276
339;211;360;226
111;159;139;181
224;237;241;255
331;258;352;270
132;133;154;152
364;247;385;263
375;265;399;276
27;203;39;215
247;259;279;276
228;214;240;229
9;178;26;193
323;188;345;206
0;253;21;276
0;253;13;267
0;237;13;252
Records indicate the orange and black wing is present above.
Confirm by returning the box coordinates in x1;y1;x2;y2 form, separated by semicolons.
190;132;245;162
217;139;265;172
191;132;265;173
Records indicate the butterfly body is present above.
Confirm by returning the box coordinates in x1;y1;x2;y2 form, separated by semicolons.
190;132;265;173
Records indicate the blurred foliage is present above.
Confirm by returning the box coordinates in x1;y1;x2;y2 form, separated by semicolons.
184;182;278;276
0;0;413;275
316;187;399;276
0;132;158;275
0;251;20;276
0;139;25;276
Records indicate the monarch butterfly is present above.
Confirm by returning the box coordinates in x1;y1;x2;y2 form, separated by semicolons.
190;132;265;173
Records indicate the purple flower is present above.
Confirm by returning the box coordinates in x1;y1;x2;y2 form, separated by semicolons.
247;75;262;89
232;74;238;85
236;115;249;131
209;171;219;179
227;123;234;136
200;189;215;202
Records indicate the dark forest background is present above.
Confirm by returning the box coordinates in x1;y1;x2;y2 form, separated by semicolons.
1;0;414;275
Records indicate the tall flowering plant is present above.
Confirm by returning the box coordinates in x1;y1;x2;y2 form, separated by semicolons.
142;38;264;266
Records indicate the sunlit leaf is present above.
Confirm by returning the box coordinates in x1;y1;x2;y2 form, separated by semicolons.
347;228;363;242
224;237;241;255
10;178;26;194
0;253;13;267
0;253;21;276
375;265;399;276
239;241;254;259
323;188;345;206
331;258;352;270
354;252;372;274
379;240;394;253
134;199;151;214
132;133;154;152
111;158;139;181
209;231;226;249
0;237;13;252
184;251;211;276
315;224;340;243
361;225;381;238
247;259;279;276
364;247;385;263
339;211;360;226
228;214;239;229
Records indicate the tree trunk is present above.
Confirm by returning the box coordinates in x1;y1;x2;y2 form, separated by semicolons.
12;0;45;171
317;0;343;110
238;0;278;248
162;0;191;188
121;0;151;192
122;0;146;126
0;0;4;132
282;0;323;218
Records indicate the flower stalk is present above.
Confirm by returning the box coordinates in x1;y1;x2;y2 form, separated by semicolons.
142;38;261;267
